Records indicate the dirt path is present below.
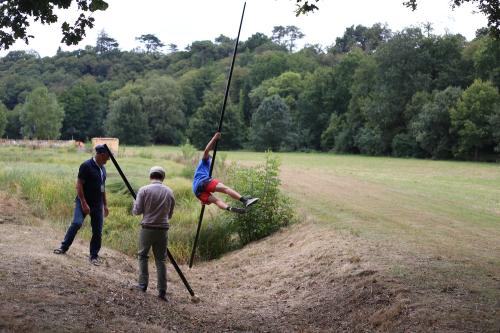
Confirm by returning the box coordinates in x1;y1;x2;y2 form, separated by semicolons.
0;192;498;332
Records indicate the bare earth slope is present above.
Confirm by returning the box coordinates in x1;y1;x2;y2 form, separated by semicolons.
0;192;498;332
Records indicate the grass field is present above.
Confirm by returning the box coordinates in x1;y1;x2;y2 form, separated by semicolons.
226;151;500;244
225;150;500;302
1;145;499;302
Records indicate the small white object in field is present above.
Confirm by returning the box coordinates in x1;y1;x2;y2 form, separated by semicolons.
191;295;201;303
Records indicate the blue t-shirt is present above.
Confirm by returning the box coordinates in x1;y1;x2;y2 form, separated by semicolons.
192;157;212;196
77;158;106;207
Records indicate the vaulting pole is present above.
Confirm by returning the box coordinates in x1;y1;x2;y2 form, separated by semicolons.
103;144;196;298
189;2;246;268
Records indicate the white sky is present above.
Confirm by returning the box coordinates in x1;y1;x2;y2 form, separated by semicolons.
0;0;488;57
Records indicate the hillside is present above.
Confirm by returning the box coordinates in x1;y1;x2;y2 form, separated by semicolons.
1;191;498;332
1;29;499;161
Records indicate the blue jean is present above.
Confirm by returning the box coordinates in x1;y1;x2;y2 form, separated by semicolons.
60;198;103;259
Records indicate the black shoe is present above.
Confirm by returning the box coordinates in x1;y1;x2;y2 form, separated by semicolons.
89;257;101;266
243;197;259;207
53;248;66;255
158;290;167;302
133;284;147;292
228;207;246;214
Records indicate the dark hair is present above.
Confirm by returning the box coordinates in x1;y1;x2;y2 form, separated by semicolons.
150;172;164;181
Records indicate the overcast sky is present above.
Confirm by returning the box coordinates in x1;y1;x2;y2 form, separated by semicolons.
0;0;488;57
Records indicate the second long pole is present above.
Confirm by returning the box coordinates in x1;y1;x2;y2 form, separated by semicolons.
103;144;196;298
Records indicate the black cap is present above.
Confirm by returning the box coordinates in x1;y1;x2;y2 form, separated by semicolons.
95;144;107;154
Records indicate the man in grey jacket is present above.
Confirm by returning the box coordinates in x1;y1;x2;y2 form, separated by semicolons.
132;166;175;301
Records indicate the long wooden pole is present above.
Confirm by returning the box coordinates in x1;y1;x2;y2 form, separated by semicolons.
189;2;246;268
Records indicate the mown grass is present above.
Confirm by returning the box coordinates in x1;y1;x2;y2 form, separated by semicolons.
225;150;500;241
224;150;500;302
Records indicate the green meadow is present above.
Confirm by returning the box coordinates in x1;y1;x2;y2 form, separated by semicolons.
225;150;500;299
227;151;500;256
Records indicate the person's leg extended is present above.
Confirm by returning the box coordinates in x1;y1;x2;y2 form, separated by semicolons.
89;205;103;260
207;194;228;209
60;198;86;252
215;182;259;208
137;228;153;290
152;230;167;295
208;195;246;214
214;182;242;200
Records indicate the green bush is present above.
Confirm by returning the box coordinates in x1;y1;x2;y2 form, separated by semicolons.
222;151;294;245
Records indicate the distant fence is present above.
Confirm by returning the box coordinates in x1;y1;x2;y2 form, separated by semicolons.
0;139;76;148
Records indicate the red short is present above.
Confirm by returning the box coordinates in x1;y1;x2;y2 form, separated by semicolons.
197;179;220;205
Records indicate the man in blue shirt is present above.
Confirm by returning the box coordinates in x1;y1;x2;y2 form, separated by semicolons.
53;144;110;266
193;132;258;213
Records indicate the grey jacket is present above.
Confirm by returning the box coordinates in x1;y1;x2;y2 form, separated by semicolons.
132;180;175;229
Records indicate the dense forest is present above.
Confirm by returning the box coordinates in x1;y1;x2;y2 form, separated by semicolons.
0;24;499;161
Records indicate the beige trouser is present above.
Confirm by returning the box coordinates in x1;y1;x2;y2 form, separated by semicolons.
138;228;168;292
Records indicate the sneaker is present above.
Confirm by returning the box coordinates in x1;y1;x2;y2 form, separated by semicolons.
89;257;100;266
53;248;66;255
243;197;259;207
133;284;147;292
228;207;246;214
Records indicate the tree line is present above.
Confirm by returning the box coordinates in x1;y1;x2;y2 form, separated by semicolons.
0;24;499;161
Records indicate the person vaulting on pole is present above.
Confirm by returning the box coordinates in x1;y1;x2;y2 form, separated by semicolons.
192;132;259;213
189;2;249;268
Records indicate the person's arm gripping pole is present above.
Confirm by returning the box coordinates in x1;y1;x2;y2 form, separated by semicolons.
189;2;246;268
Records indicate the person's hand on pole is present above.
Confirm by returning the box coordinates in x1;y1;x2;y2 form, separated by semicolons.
203;132;222;160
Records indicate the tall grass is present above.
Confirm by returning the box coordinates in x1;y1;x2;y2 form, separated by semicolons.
0;165;74;220
0;146;294;263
